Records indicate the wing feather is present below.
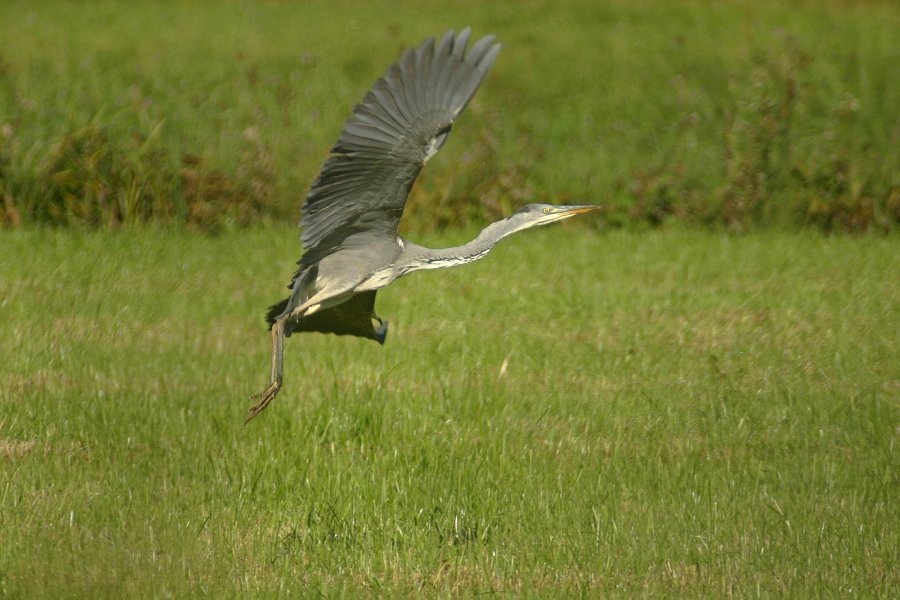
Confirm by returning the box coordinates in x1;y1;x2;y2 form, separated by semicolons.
296;28;500;267
414;38;434;114
292;290;387;344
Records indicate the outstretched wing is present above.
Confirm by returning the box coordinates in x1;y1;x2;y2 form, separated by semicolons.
298;28;501;267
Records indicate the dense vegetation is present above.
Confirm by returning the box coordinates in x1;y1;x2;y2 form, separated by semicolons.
0;0;897;232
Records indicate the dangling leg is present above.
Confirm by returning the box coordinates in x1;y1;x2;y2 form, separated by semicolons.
246;317;286;423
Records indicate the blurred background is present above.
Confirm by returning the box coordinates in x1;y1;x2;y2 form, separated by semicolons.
0;0;897;232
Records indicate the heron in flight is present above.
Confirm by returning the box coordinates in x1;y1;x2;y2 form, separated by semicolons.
248;28;599;421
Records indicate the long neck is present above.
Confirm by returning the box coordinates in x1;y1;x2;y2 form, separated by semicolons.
398;218;525;273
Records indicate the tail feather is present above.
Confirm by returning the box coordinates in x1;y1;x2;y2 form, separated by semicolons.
265;298;290;329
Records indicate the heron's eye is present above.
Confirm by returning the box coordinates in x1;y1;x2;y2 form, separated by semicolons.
542;207;550;214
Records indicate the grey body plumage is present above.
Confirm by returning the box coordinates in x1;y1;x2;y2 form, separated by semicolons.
248;29;599;421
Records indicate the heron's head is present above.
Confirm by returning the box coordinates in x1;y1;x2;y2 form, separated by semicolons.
510;203;601;229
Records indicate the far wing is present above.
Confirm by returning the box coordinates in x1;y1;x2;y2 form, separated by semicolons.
298;28;501;267
292;291;388;344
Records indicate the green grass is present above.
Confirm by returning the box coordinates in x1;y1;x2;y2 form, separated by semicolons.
1;0;898;230
0;226;896;596
1;0;898;595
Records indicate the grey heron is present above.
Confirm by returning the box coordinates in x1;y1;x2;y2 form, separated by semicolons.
248;28;599;421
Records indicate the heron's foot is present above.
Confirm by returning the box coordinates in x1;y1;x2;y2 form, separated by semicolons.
245;379;282;424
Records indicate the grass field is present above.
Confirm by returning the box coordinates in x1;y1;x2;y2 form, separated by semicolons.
1;0;898;230
1;0;898;596
0;226;896;596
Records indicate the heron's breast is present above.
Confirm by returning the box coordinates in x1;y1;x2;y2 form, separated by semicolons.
356;267;403;291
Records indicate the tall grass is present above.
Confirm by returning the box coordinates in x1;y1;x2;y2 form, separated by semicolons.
0;0;897;231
